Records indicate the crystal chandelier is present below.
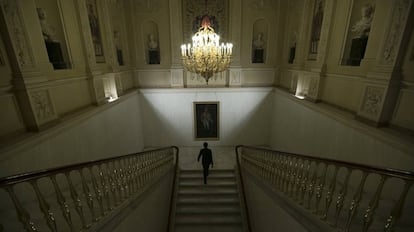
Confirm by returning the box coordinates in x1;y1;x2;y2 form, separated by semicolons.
181;5;233;84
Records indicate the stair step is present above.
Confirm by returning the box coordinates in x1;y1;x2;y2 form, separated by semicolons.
179;183;237;188
176;205;241;214
175;224;243;232
175;214;242;225
177;195;239;204
178;187;238;195
180;170;235;178
180;177;236;184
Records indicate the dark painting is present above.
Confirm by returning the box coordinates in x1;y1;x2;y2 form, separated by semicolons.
194;102;219;140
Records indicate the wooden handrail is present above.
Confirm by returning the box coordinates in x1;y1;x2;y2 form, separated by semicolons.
235;145;252;232
0;146;178;232
239;145;414;180
167;146;179;232
0;146;177;186
236;145;414;232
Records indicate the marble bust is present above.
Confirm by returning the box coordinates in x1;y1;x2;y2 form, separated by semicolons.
351;4;375;38
37;8;58;42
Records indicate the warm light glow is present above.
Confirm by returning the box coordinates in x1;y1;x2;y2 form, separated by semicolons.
107;96;118;102
181;16;233;84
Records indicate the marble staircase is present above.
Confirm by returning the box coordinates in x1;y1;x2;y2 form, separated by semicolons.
173;169;245;232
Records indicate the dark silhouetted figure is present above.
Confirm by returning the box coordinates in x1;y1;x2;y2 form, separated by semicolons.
198;142;213;184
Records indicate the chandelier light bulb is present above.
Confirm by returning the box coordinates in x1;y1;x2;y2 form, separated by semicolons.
181;15;233;84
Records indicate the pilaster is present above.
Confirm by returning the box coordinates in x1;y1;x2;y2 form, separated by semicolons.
357;0;413;125
0;0;60;130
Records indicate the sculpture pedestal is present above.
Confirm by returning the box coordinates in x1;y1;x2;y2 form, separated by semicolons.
253;49;264;63
348;37;368;66
288;46;296;64
116;49;124;65
45;41;66;69
149;50;160;64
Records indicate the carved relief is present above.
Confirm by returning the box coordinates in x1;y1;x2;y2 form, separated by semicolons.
182;0;229;43
250;0;268;10
114;73;123;95
230;70;241;84
290;72;298;93
308;0;324;58
1;0;33;68
307;77;319;98
86;0;105;63
171;71;183;86
135;0;161;13
77;0;95;63
30;90;55;122
94;79;105;101
360;86;384;117
383;0;411;64
315;0;335;62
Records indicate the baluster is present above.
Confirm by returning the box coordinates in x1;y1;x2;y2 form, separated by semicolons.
108;163;119;206
344;171;368;231
79;169;96;222
142;155;148;185
133;157;140;192
99;165;112;211
314;164;327;214
65;172;87;229
89;167;105;217
4;186;38;232
306;163;318;209
299;160;311;205
30;180;57;231
274;154;281;187
363;175;386;231
322;165;339;220
333;168;351;227
271;157;277;185
384;181;412;232
115;160;125;200
278;155;285;190
287;158;294;197
50;175;75;231
289;159;298;197
294;160;304;201
281;157;289;192
121;159;130;199
126;158;134;196
138;158;144;190
129;158;135;193
141;157;147;188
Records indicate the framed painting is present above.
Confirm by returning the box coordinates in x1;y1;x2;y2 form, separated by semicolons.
194;101;220;140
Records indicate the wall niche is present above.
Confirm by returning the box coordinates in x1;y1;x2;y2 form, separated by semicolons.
341;1;375;66
252;19;268;64
35;0;71;69
143;21;160;65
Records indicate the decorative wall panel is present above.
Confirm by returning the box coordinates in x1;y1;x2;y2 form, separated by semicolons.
1;0;34;69
182;0;229;43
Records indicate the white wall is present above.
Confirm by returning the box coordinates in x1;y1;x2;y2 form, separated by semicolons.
243;171;309;232
106;171;173;232
270;89;414;171
140;88;273;147
0;92;145;177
